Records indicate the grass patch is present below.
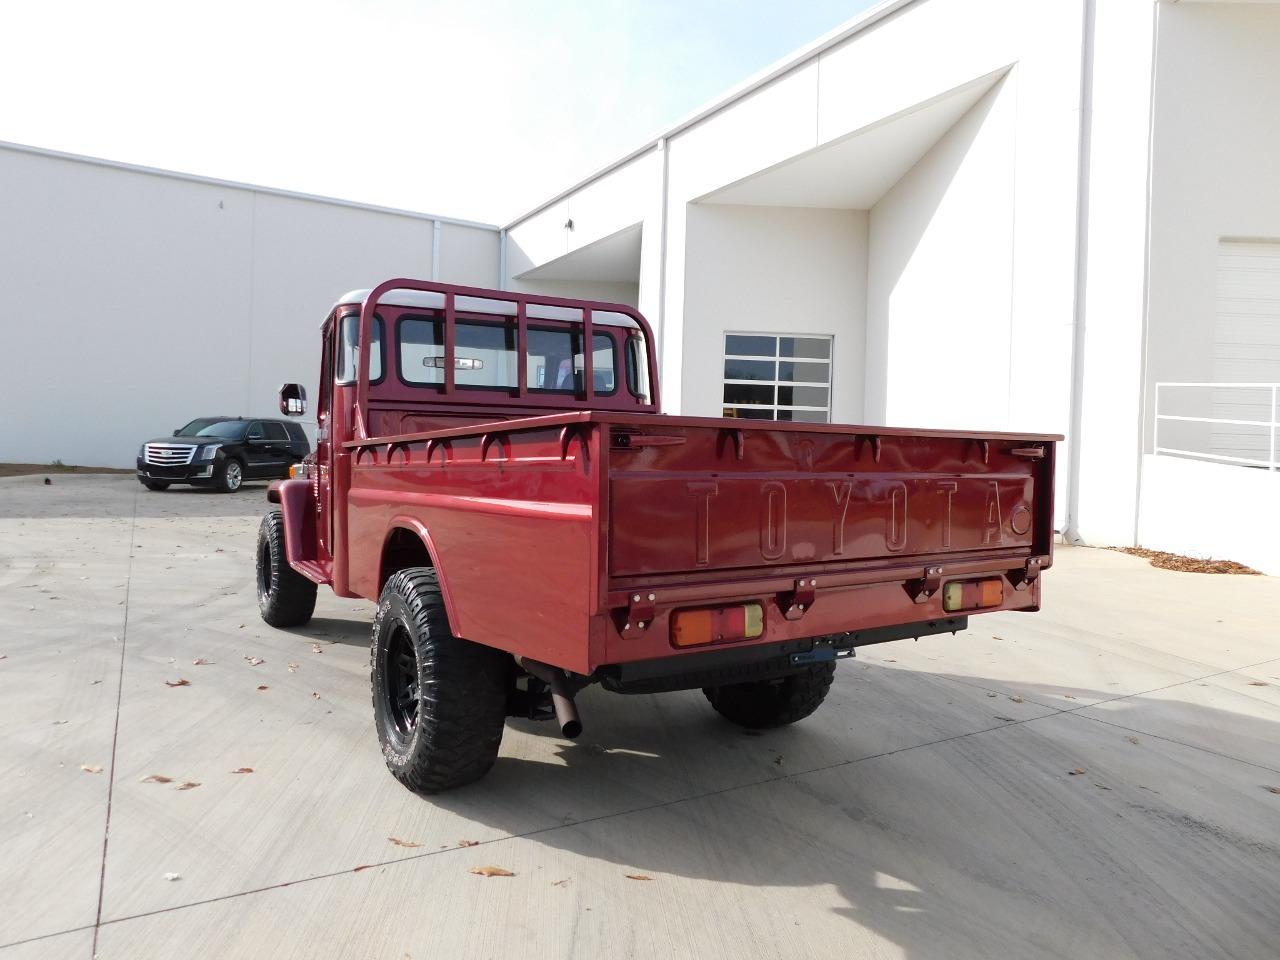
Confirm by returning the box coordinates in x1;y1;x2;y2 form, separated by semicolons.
0;462;134;478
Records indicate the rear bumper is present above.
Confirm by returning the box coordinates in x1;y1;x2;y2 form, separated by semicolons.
601;616;968;693
596;555;1043;671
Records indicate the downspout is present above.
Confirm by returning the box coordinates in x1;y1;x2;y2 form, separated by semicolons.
498;228;508;291
1064;0;1096;544
656;137;670;409
1132;3;1162;548
431;219;442;281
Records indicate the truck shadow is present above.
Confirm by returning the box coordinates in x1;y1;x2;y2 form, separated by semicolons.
428;671;1280;960
279;616;370;647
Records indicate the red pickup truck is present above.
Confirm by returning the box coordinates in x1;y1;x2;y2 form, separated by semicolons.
257;279;1057;793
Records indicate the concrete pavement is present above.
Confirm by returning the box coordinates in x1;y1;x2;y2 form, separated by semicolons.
1;475;1278;959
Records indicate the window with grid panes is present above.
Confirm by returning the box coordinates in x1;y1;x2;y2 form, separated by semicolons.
722;333;832;422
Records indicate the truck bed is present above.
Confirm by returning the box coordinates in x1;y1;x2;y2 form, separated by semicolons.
339;411;1056;675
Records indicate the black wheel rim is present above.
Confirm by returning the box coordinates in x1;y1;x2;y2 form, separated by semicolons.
257;538;272;601
383;622;420;745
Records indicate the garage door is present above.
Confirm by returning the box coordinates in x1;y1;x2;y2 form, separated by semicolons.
1211;240;1280;462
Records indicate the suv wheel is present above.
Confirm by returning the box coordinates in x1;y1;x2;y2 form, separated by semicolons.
372;568;509;793
215;458;244;493
256;511;317;627
703;662;836;729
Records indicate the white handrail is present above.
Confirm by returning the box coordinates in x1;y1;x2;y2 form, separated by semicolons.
1153;382;1278;472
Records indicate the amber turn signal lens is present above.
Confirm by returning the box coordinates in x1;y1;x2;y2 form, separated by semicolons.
671;603;765;648
942;578;1004;612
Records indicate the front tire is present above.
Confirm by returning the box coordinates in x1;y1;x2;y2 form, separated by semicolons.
139;479;170;491
372;568;509;793
256;511;317;627
703;662;836;729
215;457;244;493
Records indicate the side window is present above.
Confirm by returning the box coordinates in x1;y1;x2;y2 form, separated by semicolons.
264;422;289;442
626;336;651;402
284;422;306;443
246;422;266;441
336;315;384;383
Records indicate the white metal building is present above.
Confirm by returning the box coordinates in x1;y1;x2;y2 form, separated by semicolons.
2;0;1279;572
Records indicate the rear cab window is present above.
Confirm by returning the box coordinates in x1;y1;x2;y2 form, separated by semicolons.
398;314;616;394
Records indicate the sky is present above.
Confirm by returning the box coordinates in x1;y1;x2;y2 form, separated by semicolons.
2;0;879;225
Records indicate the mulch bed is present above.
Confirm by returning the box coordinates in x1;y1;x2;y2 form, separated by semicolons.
1111;546;1261;576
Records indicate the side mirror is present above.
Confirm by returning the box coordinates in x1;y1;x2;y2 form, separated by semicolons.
279;383;307;417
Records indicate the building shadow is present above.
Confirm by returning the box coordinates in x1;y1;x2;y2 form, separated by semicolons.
423;670;1280;960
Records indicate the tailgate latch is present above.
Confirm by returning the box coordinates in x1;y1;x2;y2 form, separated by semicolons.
1010;556;1043;591
782;578;817;621
618;592;657;638
906;566;944;604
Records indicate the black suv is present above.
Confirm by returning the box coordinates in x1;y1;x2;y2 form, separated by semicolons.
136;417;310;493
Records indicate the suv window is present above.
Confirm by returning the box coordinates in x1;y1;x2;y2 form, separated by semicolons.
283;422;306;443
263;422;289;442
246;422;266;441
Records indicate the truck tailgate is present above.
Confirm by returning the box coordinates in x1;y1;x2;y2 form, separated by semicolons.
607;420;1055;581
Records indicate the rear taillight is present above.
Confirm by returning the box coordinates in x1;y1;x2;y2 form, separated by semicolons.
942;578;1004;612
671;603;765;648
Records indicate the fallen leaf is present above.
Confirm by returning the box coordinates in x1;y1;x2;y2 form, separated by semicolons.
311;643;324;654
469;866;515;878
885;659;897;663
165;678;191;688
994;716;1016;722
1064;694;1078;700
1247;681;1269;687
52;719;68;725
1067;768;1086;776
992;635;1005;641
231;768;254;774
176;781;201;791
986;692;997;698
1264;786;1280;795
141;774;174;783
238;624;246;629
353;864;375;873
458;839;480;847
552;879;570;887
192;658;214;666
288;662;300;672
244;656;264;666
1093;783;1112;790
81;764;103;774
1009;696;1024;703
163;872;181;881
388;837;422;848
312;692;321;699
1126;736;1140;745
257;685;269;691
625;874;654;881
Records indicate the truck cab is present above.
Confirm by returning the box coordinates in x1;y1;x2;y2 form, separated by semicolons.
258;279;1058;794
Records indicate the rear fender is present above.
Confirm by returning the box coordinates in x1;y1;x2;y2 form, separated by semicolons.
382;517;461;632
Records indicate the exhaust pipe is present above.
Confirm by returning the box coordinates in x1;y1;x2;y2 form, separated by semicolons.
518;658;583;739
